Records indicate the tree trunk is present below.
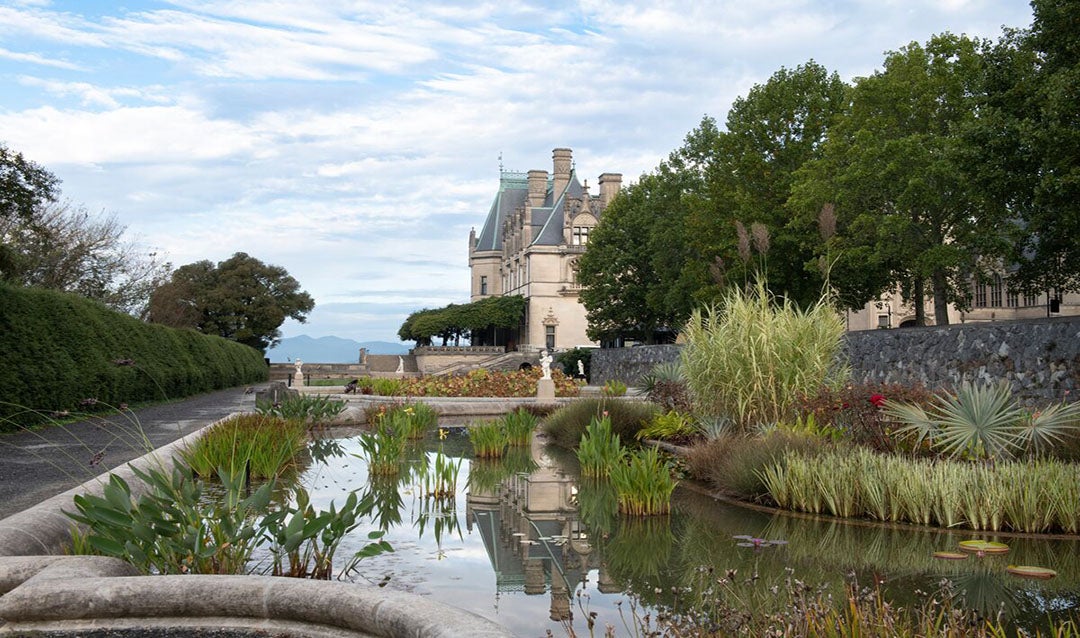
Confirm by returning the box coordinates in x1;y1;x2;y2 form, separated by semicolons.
913;278;926;326
932;270;951;326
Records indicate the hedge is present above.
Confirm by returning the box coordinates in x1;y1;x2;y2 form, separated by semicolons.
0;283;268;430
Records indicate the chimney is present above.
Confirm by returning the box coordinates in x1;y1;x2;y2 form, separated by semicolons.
599;173;622;208
552;148;572;199
527;170;547;208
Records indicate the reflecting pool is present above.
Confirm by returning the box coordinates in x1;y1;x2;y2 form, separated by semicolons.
284;428;1079;637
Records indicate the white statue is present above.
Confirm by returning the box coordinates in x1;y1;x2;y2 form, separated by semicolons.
396;356;405;375
577;360;585;377
540;350;553;380
293;359;304;387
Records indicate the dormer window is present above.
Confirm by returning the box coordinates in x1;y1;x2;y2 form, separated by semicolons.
572;226;590;246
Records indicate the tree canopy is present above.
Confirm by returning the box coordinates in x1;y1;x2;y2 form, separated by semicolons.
147;252;314;352
398;295;526;346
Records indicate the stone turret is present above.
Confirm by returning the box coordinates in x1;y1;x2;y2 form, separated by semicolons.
599;172;622;209
552;148;572;199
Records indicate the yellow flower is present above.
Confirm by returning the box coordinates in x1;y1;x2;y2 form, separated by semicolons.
439;428;447;440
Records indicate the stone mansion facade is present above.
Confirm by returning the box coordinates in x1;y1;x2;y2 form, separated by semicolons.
468;148;621;352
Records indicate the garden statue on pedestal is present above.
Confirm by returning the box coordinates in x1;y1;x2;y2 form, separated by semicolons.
536;350;555;401
293;360;304;388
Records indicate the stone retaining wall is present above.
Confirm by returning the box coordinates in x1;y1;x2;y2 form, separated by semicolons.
592;317;1080;401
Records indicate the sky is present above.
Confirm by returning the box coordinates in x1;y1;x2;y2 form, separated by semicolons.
0;0;1035;345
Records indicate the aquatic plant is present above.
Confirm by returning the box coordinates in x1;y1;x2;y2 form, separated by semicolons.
609;446;678;516
420;430;462;500
255;394;345;425
576;415;625;478
181;413;308;479
501;408;539;446
355;421;408;476
542;398;660;449
468;420;508;458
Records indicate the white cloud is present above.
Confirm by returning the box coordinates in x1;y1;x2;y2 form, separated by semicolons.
0;46;84;70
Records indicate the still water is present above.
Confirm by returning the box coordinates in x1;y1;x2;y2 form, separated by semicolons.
289;428;1079;637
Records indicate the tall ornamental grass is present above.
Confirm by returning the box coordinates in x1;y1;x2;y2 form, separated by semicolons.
468;421;509;458
758;447;1080;533
182;413;308;479
500;408;539;446
681;279;848;431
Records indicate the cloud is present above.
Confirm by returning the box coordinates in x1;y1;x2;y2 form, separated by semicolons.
0;46;84;70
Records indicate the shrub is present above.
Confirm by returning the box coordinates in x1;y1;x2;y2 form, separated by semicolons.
797;382;936;453
0;283;267;429
681;279;847;432
685;430;827;501
602;380;628;397
542;399;660;449
371;377;405;396
636;410;698;442
255;394;345;425
555;347;592;378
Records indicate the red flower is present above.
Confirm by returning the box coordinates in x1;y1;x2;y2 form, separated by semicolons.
869;394;886;408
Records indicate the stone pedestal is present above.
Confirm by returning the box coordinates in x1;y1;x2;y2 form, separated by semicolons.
536;378;555;402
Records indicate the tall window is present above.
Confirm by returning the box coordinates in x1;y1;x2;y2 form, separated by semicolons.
545;325;556;350
1024;292;1038;307
480;275;488;295
974;279;987;307
1007;289;1019;308
990;275;1003;307
572;226;590;245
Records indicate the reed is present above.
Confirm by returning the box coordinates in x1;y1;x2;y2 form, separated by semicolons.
609;446;678;516
501;408;539;446
420;444;462;500
468;420;508;458
758;447;1080;533
576;415;625;478
182;413;307;479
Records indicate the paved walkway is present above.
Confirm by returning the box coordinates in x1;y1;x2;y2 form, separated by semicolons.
0;385;263;520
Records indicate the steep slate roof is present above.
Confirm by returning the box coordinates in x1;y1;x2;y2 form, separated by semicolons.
474;169;597;251
473;173;530;252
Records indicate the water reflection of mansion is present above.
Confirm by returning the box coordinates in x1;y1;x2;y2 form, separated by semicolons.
465;438;611;621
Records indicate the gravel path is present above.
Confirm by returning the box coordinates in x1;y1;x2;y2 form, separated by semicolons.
0;385;264;520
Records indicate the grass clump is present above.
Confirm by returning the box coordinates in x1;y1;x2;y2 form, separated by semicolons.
356;420;408;476
182;413;308;479
542;398;660;449
636;410;698;442
500;408;539;446
685;430;826;501
681;278;847;432
468;421;509;458
609;446;678;516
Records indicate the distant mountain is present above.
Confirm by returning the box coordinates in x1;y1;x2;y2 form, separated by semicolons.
266;335;409;363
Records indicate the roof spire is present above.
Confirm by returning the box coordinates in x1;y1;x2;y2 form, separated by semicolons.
498;151;504;173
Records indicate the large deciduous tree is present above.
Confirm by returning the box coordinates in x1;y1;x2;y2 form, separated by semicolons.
148;252;314;351
793;34;999;325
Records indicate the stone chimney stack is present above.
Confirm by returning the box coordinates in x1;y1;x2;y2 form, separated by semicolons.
552;148;572;198
527;170;547;208
599;173;623;208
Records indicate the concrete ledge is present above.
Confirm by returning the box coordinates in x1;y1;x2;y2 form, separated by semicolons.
0;572;513;638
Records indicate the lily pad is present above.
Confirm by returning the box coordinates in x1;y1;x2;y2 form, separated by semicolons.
933;551;968;560
1006;565;1056;580
958;540;1009;554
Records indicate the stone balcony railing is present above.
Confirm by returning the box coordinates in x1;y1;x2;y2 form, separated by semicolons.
412;345;506;355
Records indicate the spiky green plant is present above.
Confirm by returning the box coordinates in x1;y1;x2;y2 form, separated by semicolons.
609;446;678;516
255;394;346;425
681;278;848;432
636;410;697;441
577;415;626;478
468;420;508;458
883;381;1080;459
602;379;628;397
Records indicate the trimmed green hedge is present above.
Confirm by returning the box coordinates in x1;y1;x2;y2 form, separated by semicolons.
0;283;268;429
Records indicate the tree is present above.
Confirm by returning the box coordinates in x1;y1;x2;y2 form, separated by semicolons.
0;201;171;317
1;144;62;277
148;252;314;351
962;0;1080;296
397;296;526;346
690;61;850;307
792;34;1000;325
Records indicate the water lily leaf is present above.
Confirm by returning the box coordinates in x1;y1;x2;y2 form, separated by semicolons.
1006;565;1056;579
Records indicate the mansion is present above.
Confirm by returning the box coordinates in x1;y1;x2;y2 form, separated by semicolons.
468;148;620;352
